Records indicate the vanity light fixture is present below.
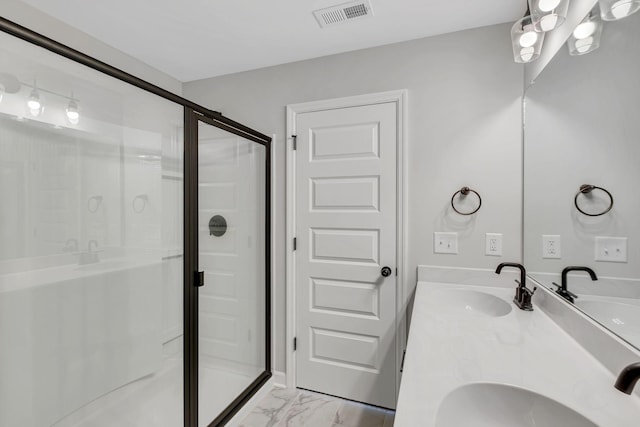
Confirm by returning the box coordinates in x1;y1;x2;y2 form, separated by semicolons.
66;95;80;125
599;0;640;20
529;0;570;31
511;15;545;63
26;83;44;117
567;12;603;55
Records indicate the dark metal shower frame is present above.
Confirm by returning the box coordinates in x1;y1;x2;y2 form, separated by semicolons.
0;16;272;427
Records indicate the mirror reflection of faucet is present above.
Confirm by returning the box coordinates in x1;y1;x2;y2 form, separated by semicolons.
552;266;598;304
78;240;101;265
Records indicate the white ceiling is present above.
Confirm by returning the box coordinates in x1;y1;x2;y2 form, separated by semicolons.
21;0;524;82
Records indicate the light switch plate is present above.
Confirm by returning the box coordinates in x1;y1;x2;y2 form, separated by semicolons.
485;233;503;256
434;232;458;254
542;235;561;259
595;236;627;263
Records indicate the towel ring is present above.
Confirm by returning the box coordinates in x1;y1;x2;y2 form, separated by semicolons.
451;187;482;216
133;194;148;213
574;184;613;217
87;195;103;213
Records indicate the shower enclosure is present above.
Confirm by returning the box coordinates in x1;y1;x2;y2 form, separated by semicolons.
0;17;270;427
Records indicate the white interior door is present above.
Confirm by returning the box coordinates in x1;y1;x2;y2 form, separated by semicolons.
294;102;398;408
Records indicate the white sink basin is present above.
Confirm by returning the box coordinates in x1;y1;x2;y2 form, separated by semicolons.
575;299;640;347
436;383;597;427
427;289;512;317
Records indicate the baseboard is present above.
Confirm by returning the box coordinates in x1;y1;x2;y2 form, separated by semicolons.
273;370;287;388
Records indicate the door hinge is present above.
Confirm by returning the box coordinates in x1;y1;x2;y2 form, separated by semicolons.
293;237;297;251
195;271;204;287
400;349;407;372
396;268;398;276
292;135;297;150
293;337;297;351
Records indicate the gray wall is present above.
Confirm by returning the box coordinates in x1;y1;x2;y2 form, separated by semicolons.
3;0;182;93
184;23;524;373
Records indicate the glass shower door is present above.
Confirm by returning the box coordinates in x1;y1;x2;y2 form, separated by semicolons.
190;115;269;427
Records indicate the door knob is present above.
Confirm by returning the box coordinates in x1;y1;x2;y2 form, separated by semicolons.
381;266;392;277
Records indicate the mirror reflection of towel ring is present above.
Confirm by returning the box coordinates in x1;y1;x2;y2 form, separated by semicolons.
87;195;103;213
574;184;613;217
451;187;482;216
133;194;148;213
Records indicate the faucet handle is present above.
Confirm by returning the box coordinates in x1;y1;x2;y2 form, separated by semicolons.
551;282;578;300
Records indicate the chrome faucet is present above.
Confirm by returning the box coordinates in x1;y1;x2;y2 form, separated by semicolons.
552;266;598;304
495;262;536;311
615;362;640;394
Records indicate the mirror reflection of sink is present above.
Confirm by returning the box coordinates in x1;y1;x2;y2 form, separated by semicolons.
436;383;597;427
575;299;640;346
427;289;512;317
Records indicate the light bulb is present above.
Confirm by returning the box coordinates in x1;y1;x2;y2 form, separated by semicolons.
66;99;80;124
519;31;538;47
27;89;43;117
539;14;559;31
575;37;595;52
573;21;597;39
611;0;634;18
538;0;562;11
520;46;536;62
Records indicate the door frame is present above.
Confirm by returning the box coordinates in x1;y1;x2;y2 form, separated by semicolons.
285;90;408;398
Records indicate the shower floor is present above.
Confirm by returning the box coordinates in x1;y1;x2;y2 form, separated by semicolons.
53;356;256;427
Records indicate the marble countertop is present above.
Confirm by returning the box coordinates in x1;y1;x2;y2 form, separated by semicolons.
394;280;640;426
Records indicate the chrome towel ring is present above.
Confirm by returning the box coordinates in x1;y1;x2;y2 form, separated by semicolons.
451;186;482;216
574;184;613;217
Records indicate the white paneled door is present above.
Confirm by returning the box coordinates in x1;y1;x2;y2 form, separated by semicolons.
294;102;398;408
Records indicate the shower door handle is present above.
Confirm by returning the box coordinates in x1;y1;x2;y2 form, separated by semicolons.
195;271;205;287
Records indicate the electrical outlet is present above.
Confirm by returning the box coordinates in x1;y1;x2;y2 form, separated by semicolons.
485;233;503;256
542;235;561;259
434;232;458;254
595;237;627;263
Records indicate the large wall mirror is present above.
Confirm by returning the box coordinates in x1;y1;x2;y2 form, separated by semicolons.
524;4;640;349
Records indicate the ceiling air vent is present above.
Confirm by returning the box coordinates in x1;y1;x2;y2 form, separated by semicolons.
313;0;374;28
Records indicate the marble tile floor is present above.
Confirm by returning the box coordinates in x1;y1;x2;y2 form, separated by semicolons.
239;388;395;427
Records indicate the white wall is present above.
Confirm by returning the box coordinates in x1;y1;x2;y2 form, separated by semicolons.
2;0;182;94
184;23;524;372
524;11;640;279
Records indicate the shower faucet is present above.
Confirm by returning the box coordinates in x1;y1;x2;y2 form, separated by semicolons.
78;240;100;265
63;238;79;253
495;262;536;311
